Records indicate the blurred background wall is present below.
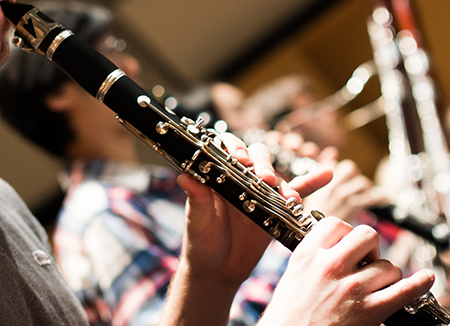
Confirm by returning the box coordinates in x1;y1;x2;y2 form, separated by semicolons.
1;0;449;220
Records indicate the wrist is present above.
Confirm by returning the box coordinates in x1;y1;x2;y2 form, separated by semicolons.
159;258;240;326
177;256;241;295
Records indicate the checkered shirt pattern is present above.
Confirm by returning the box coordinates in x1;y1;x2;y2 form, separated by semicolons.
53;159;291;326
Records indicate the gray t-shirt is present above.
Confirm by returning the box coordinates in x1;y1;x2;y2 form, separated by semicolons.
0;178;88;325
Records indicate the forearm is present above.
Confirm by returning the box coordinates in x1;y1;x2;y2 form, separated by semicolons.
159;258;239;326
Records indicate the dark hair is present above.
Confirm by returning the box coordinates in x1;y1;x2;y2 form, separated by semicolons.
0;1;114;157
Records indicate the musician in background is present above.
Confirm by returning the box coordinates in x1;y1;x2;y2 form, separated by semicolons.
242;74;346;149
0;1;438;325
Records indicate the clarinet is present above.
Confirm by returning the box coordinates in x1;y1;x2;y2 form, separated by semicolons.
2;3;449;325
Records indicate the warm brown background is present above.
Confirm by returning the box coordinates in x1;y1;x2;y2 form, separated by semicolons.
1;0;449;215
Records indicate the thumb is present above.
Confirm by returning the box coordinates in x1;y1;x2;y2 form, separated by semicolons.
177;173;216;228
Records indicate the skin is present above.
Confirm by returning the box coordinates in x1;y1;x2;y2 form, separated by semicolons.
257;217;434;326
262;130;387;224
304;159;387;223
0;0;15;66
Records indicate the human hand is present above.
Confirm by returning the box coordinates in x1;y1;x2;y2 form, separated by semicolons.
256;130;337;182
160;133;331;326
257;217;435;326
303;159;387;223
176;132;331;287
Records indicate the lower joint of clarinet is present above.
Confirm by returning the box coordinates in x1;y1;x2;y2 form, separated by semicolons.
239;192;247;201
263;216;273;227
243;200;256;212
216;174;227;184
182;160;194;172
191;173;207;184
156;121;169;135
292;204;304;217
152;143;163;155
198;161;211;174
269;226;281;238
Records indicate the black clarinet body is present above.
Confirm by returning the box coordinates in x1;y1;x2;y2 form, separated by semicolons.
2;2;450;325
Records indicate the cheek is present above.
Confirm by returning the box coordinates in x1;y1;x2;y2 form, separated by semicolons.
0;41;9;66
0;30;10;66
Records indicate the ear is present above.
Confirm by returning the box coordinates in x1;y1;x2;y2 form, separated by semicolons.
44;82;79;112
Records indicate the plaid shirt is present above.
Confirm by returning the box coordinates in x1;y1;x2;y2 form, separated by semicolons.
53;160;291;326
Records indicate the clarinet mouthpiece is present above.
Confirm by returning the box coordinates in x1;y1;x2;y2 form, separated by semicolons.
1;2;63;54
0;2;34;27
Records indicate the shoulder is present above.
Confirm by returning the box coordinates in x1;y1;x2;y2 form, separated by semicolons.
0;178;50;248
0;178;30;212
